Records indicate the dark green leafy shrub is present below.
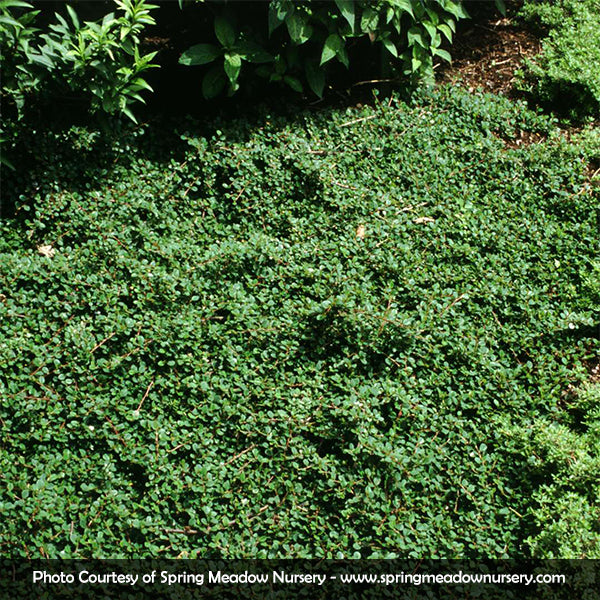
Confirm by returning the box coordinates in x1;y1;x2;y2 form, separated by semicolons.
0;0;158;121
0;86;598;558
517;0;600;120
504;382;600;558
178;0;473;98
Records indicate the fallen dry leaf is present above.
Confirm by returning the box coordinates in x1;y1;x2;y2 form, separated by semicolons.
37;244;55;258
413;216;435;224
356;224;365;239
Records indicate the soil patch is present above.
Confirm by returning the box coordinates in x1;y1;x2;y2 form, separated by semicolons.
436;16;541;97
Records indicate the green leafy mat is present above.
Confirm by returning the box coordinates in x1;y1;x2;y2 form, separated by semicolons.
1;86;598;558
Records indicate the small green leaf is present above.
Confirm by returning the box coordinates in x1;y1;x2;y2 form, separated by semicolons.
388;0;414;18
422;20;437;41
433;47;452;62
305;60;325;97
438;23;453;43
425;8;440;26
444;2;469;19
0;14;24;28
335;0;355;31
320;33;343;66
0;0;33;9
382;37;398;58
411;47;422;72
235;41;272;63
274;56;286;75
202;64;227;98
0;153;15;171
179;43;221;66
130;77;153;93
360;8;378;33
285;12;312;45
224;52;242;84
284;75;303;93
268;5;284;35
65;4;79;28
28;53;54;68
386;6;395;24
214;16;236;48
268;0;293;35
407;27;426;48
121;106;137;123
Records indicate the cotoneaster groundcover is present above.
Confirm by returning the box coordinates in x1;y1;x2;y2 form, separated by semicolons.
1;86;599;558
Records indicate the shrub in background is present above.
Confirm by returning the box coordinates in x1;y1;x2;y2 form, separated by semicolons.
0;0;158;122
505;382;600;558
517;0;600;120
0;0;158;174
178;0;476;98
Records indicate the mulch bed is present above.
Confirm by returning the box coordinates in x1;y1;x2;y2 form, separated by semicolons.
436;16;542;97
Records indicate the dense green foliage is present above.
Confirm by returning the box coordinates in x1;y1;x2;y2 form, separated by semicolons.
0;0;158;122
518;0;600;120
506;382;600;558
1;0;490;171
178;0;472;98
1;86;598;558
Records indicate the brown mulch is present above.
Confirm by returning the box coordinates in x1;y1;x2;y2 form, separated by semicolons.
436;11;599;168
498;129;548;149
436;17;542;96
142;36;173;50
